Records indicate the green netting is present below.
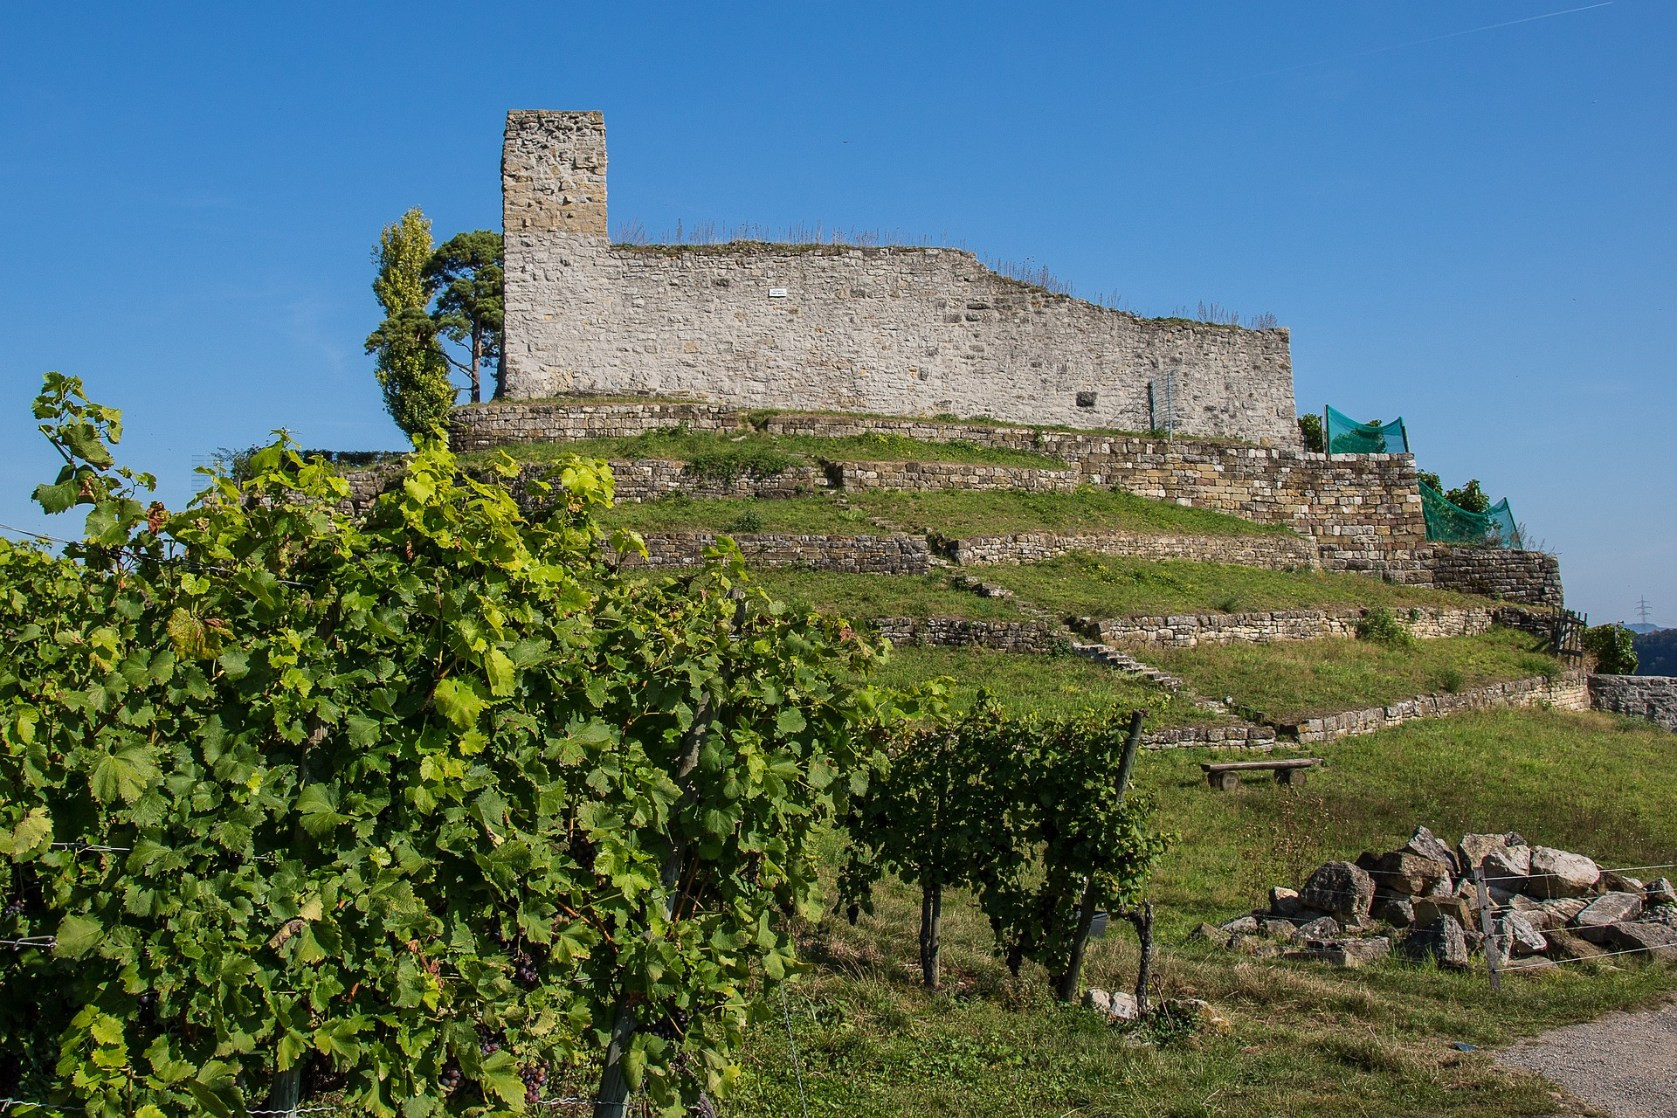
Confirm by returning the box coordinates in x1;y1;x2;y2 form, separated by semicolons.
1420;482;1522;548
1325;406;1410;455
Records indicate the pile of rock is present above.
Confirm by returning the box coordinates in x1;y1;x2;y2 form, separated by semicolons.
1194;826;1677;972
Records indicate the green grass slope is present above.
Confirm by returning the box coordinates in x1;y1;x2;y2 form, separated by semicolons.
1148;630;1564;723
730;708;1677;1117
982;554;1498;619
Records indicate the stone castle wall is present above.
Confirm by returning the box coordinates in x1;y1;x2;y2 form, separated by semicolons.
500;110;1298;445
1077;606;1501;649
1589;675;1677;732
1429;547;1564;606
933;530;1318;570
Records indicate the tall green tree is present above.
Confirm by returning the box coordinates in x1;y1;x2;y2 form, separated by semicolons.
426;231;505;404
366;209;455;437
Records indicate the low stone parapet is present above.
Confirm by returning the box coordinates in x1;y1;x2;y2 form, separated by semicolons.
450;400;740;450
1081;606;1499;649
933;530;1318;570
608;459;831;501
1278;669;1589;744
1142;724;1278;750
621;532;930;574
867;617;1063;653
835;460;1079;493
1589;675;1677;732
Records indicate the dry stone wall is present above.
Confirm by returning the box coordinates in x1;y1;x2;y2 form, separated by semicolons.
1589;675;1677;732
618;532;929;574
450;402;1429;566
1280;670;1589;744
1430;548;1563;606
935;530;1317;570
867;617;1063;653
500;111;1297;445
1078;606;1500;649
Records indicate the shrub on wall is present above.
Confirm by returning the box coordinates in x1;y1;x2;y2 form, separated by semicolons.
1584;623;1640;675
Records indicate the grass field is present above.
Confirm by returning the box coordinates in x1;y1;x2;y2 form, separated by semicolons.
599;496;871;536
848;487;1298;539
749;571;1028;622
729;708;1677;1116
462;428;1066;472
865;646;1220;728
1146;629;1563;723
981;554;1500;619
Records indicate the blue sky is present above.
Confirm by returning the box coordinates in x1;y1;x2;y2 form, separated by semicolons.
2;1;1671;624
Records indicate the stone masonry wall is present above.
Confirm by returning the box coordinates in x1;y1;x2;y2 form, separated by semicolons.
501;111;1298;445
867;617;1063;653
1079;606;1499;649
608;461;831;502
1280;669;1590;744
619;532;930;574
1430;547;1564;606
1589;675;1677;732
450;403;1426;560
934;529;1317;570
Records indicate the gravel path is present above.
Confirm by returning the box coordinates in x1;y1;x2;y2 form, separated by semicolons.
1497;1000;1677;1118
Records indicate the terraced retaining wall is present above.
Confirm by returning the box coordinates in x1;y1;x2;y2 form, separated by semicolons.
866;617;1063;653
1429;547;1563;606
449;402;1428;566
1278;669;1589;744
1589;675;1677;732
622;532;930;574
609;460;830;501
934;530;1318;570
1142;724;1277;750
1076;606;1500;649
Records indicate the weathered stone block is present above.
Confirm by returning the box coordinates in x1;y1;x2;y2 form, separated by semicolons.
1300;862;1376;921
1527;847;1600;899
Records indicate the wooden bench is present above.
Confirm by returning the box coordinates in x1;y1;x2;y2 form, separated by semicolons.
1201;758;1323;791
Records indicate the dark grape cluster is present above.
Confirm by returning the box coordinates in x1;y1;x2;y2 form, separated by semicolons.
645;1006;691;1042
689;1094;717;1118
2;898;24;920
479;1037;502;1056
518;1062;547;1106
439;1063;463;1093
512;949;539;988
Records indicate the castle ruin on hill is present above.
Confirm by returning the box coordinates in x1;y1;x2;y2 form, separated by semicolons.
500;110;1299;446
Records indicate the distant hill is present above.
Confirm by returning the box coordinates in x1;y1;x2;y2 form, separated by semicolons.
1634;628;1677;676
1627;623;1665;634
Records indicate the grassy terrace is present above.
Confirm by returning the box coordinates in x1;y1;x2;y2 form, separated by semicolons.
730;708;1677;1116
1147;629;1564;724
599;495;872;536
846;487;1298;539
866;646;1219;728
596;489;1303;543
982;553;1499;619
749;571;1027;622
458;427;1066;472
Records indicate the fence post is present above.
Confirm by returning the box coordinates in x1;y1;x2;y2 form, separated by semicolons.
1472;866;1501;995
1053;710;1146;1003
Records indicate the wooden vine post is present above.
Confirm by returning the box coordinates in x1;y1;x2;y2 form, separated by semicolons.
1053;709;1146;1003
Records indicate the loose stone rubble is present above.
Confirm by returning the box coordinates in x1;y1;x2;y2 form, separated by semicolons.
1198;825;1677;971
